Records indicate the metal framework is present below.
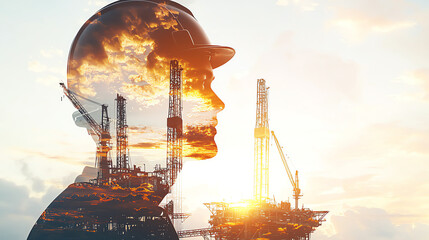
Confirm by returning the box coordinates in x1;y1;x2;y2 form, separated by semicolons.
115;94;129;171
55;74;180;238
165;60;185;228
98;104;111;181
271;131;302;210
254;79;270;202
204;201;327;240
166;59;183;188
178;228;212;239
179;78;328;240
60;83;112;183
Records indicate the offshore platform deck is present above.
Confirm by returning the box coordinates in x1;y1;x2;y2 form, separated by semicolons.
203;201;327;240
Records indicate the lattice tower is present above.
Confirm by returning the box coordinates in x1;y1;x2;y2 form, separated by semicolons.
166;60;183;188
115;94;129;171
254;79;269;203
97;104;112;181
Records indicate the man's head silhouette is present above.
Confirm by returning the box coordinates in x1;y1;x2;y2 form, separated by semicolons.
67;0;235;166
28;2;235;239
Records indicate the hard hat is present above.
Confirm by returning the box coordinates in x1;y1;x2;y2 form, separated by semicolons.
70;0;235;70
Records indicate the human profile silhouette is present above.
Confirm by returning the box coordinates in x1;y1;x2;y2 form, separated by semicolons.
27;1;234;239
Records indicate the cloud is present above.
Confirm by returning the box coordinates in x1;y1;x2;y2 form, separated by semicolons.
68;2;181;102
40;48;64;58
128;126;153;134
28;61;63;75
380;9;429;64
327;123;429;163
328;0;417;41
276;0;319;11
19;160;46;193
183;125;217;160
0;180;36;239
36;75;61;86
127;126;166;151
28;61;47;73
314;207;429;240
0;178;61;240
398;69;429;101
130;141;163;149
28;50;64;87
314;122;429;224
254;32;360;105
17;148;92;166
305;175;379;204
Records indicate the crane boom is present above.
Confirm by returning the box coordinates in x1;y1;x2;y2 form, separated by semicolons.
60;82;112;183
271;131;301;210
60;83;105;136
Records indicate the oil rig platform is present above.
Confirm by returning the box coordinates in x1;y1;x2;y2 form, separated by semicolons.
178;79;328;240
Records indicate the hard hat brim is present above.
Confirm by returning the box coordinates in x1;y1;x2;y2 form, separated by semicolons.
184;45;235;69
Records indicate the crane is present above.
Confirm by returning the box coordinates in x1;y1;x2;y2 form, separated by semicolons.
60;83;112;184
271;131;301;210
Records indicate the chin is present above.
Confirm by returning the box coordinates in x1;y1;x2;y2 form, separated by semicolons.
184;133;218;160
204;141;218;159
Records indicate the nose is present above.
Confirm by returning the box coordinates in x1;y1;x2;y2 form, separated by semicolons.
194;54;225;112
208;75;225;113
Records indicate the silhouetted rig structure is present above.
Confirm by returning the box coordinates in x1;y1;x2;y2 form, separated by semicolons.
178;79;328;240
202;201;327;240
28;60;185;240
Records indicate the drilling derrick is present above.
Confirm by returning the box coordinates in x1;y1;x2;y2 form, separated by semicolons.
178;79;328;240
254;79;270;203
167;59;183;205
166;59;184;226
180;79;328;240
166;59;183;188
98;104;111;182
115;94;129;172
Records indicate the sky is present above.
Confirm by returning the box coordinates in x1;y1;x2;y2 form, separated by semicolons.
1;0;429;239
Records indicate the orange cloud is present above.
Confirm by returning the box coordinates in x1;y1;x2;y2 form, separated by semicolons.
183;125;217;160
130;142;163;149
